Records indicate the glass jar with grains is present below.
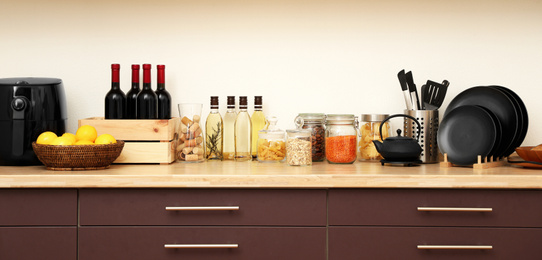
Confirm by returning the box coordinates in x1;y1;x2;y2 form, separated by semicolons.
358;114;390;161
257;117;286;162
286;129;312;166
294;113;326;162
325;114;358;164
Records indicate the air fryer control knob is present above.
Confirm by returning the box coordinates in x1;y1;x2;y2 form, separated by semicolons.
12;98;26;111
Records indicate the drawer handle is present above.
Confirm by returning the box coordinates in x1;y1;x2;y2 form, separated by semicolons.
417;207;493;212
417;245;493;250
164;244;239;249
165;206;240;211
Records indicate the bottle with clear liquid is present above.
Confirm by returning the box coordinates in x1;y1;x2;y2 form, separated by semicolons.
223;96;237;160
205;96;223;160
251;96;266;158
235;96;252;161
126;64;140;119
105;63;126;119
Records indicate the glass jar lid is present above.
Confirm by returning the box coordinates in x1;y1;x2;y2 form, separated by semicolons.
286;129;311;138
294;113;326;127
326;114;356;124
259;116;285;139
361;114;389;122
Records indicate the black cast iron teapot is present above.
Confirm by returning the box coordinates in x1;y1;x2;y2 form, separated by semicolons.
373;114;422;162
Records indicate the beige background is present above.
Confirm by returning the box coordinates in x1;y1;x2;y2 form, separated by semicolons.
1;0;541;145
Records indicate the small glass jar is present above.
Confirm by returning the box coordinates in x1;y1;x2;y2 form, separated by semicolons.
294;113;326;162
358;114;390;161
286;129;312;166
257;117;286;162
325;114;358;164
177;103;205;163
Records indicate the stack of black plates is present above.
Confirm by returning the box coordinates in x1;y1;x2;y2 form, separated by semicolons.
437;86;528;165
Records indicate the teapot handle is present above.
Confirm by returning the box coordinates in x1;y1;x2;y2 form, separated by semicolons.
379;114;421;141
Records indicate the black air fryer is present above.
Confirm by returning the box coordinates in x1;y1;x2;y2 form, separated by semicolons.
0;77;67;165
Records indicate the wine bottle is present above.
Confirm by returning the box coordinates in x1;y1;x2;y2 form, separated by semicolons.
155;64;171;119
223;96;237;160
251;96;266;158
234;96;251;161
136;64;158;119
105;63;126;119
126;64;140;119
205;96;223;160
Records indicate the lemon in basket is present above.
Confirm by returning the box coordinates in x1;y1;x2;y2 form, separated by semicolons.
61;133;77;144
95;134;117;144
74;140;94;145
36;131;58;145
76;125;98;142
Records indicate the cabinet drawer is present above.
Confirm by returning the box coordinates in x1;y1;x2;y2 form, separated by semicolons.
0;227;77;260
329;189;542;227
0;189;77;225
329;226;542;260
79;226;326;260
80;189;326;226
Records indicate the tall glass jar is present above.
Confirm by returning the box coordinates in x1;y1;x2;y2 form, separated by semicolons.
286;129;312;166
294;113;326;162
325;114;358;164
257;117;286;163
358;114;390;161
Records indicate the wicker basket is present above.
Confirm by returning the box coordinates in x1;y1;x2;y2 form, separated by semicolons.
32;141;124;171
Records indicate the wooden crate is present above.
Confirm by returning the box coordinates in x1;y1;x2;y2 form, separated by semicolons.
78;117;179;164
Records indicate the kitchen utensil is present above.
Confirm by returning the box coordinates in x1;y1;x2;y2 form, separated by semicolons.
438;105;497;165
405;71;420;110
509;146;542;169
397;70;413;110
0;77;67;165
373;114;422;163
490;86;528;157
424;80;449;110
404;109;439;163
445;86;518;158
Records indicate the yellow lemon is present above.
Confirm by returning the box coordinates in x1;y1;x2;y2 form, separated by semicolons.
74;140;94;145
61;133;77;144
50;136;74;146
76;125;98;142
94;134;117;144
36;131;58;145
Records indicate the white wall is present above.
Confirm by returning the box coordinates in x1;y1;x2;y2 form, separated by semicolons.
2;0;542;145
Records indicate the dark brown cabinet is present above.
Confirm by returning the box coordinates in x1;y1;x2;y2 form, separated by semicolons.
0;189;77;260
328;189;542;259
79;189;327;260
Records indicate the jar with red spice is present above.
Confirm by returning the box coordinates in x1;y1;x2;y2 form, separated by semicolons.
325;114;358;164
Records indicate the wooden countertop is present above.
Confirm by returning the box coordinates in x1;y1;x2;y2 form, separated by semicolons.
2;160;542;189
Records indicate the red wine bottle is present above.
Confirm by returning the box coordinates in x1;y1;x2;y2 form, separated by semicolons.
136;64;158;119
105;63;126;119
155;64;171;119
126;64;140;119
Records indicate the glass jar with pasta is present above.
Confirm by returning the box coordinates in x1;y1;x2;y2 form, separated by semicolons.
358;114;390;161
257;116;286;163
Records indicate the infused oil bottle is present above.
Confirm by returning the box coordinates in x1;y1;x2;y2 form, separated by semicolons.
234;96;252;161
223;96;237;160
205;96;223;160
251;96;266;158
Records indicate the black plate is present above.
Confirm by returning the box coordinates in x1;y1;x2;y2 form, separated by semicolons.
438;105;497;165
445;86;518;158
490;86;528;156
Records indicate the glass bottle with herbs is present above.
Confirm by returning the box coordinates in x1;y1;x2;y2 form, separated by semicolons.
223;96;237;160
205;96;223;160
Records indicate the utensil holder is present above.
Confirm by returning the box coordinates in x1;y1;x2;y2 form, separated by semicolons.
404;110;439;163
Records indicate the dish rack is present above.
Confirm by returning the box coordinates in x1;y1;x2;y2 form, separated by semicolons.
440;153;506;169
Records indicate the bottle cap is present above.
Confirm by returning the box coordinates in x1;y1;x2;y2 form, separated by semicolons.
254;96;262;108
211;96;219;108
239;96;248;107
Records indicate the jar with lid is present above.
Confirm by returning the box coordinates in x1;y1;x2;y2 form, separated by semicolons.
286;129;312;166
257;116;286;162
358;114;390;161
294;113;326;162
325;114;358;164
